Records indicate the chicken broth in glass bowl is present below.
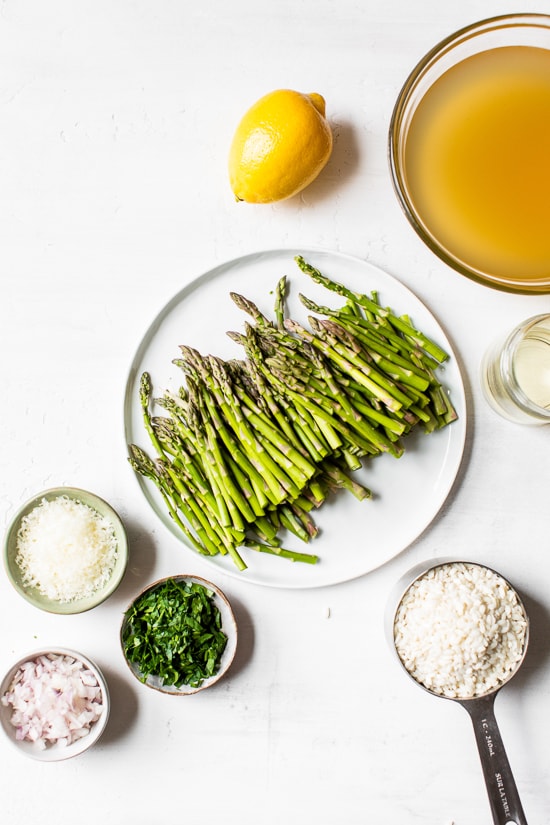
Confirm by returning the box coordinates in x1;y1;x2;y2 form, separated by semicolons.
389;14;550;293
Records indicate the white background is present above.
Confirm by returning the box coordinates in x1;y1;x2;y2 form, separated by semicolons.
1;1;549;823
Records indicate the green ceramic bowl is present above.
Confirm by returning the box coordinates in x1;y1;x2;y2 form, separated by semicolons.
3;487;128;614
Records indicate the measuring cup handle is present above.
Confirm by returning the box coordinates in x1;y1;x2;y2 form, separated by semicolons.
461;694;528;825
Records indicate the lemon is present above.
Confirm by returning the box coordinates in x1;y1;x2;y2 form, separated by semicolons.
228;89;333;203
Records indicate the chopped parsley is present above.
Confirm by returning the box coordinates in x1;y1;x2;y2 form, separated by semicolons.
122;578;228;689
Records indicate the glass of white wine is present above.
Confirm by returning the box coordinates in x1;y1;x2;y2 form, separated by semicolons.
481;314;550;424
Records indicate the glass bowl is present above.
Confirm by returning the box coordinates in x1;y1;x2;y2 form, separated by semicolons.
389;13;550;293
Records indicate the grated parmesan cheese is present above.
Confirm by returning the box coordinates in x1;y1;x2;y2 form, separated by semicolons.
393;562;528;699
15;496;118;602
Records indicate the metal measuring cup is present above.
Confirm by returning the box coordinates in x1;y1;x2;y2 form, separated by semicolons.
386;559;530;825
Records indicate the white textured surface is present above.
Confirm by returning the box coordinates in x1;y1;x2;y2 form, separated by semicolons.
1;1;549;823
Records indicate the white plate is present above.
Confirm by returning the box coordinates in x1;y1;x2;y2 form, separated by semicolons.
124;248;467;589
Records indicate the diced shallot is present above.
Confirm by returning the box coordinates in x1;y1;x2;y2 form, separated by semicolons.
1;653;104;749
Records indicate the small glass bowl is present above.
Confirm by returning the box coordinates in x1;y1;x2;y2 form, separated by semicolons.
481;313;550;425
389;13;550;294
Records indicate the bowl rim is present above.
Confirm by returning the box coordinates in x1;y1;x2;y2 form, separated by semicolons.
0;646;110;761
3;486;129;614
120;574;238;695
388;12;550;294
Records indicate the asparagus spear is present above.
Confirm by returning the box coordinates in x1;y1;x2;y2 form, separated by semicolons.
294;255;449;363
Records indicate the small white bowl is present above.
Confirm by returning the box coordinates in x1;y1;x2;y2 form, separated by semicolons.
3;486;129;614
120;575;238;695
0;648;110;761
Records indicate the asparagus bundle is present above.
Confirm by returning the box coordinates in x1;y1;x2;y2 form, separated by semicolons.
128;256;458;571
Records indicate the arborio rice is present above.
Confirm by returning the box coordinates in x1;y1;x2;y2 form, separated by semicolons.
393;562;528;699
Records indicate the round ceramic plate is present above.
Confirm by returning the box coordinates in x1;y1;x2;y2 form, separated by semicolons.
124;248;467;588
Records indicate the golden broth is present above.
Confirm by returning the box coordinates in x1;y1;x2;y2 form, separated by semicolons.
404;45;550;283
